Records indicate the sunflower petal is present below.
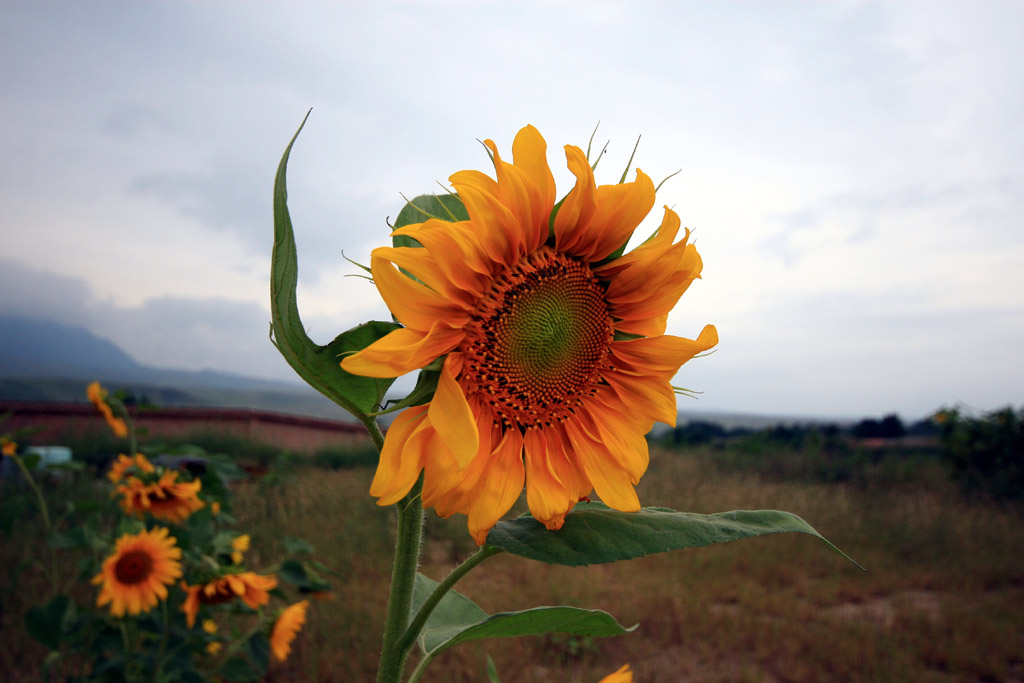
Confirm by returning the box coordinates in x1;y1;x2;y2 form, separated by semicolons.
563;419;641;512
466;429;525;545
341;321;464;378
428;354;479;468
370;405;429;505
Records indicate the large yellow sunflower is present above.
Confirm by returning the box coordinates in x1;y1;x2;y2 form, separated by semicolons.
342;125;717;544
92;527;183;617
270;600;309;662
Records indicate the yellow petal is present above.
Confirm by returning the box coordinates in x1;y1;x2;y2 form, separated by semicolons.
341;321;464;378
371;252;469;332
428;354;479;468
609;325;719;377
466;429;525;545
563;419;641;512
370;405;429;505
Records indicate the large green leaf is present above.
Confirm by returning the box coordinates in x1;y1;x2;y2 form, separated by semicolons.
486;502;862;568
411;574;632;656
271;112;400;416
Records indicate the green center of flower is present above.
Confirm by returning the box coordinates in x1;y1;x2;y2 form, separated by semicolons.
462;247;613;429
115;549;154;585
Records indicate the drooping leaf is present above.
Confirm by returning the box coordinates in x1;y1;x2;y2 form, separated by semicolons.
411;574;632;656
271;112;401;417
486;502;862;568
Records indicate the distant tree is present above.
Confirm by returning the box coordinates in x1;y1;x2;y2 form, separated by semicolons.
851;414;905;439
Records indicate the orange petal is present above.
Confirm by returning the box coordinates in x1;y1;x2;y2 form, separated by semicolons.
511;125;556;234
523;428;590;531
370;405;429;505
609;325;719;377
393;219;492;293
466;428;525;545
341;321;464;378
553;145;598;255
428;354;479;468
602;370;679;427
371;252;469;332
373;244;477;310
563;419;641;512
450;169;522;268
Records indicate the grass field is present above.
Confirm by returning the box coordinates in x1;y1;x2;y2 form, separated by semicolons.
3;440;1023;682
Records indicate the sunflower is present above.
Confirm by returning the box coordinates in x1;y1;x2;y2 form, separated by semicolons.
87;381;128;438
107;453;155;483
181;571;278;627
1;437;16;457
114;470;205;524
92;527;182;617
230;534;250;564
270;600;309;662
341;125;717;543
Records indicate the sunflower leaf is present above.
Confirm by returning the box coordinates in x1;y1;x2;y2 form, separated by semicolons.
485;502;862;569
271;112;401;417
411;574;632;657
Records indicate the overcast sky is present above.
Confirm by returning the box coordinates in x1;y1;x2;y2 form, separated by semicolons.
2;1;1022;421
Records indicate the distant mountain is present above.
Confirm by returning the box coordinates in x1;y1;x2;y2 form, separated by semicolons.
0;315;353;420
0;315;848;429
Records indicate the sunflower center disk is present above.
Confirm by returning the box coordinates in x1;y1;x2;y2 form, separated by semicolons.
115;549;154;585
462;247;613;429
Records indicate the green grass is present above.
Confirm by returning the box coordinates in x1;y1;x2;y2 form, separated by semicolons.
2;443;1023;682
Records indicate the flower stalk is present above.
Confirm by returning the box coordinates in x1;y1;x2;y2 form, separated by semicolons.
376;479;425;683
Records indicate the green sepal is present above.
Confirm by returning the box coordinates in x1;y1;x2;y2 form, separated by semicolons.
486;502;863;569
271;112;401;417
376;357;442;414
411;573;632;657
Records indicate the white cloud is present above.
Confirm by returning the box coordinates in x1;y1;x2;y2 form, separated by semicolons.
1;0;1022;418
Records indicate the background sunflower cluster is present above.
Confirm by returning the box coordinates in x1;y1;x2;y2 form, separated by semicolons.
2;383;329;682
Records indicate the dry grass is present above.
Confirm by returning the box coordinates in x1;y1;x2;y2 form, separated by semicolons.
247;447;1024;682
3;445;1023;682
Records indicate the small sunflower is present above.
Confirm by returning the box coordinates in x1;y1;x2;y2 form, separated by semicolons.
342;125;717;543
87;381;128;438
114;470;205;524
270;600;309;662
107;453;155;483
230;534;250;564
1;437;16;457
181;571;278;627
92;527;182;617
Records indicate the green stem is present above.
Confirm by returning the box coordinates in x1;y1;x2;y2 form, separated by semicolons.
11;453;51;531
406;650;435;683
360;414;386;453
395;545;503;657
376;479;425;683
151;599;169;683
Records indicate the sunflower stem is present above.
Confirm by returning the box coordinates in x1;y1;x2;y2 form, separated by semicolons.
395;545;503;659
10;453;51;531
376;479;424;683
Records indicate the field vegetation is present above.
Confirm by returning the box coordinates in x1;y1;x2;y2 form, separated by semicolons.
2;410;1022;682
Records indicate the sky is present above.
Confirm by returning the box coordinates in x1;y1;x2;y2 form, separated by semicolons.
2;1;1022;421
